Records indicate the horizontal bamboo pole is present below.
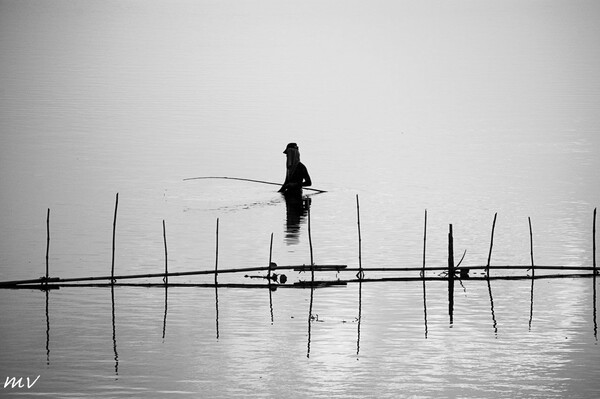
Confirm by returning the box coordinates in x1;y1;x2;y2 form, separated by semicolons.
0;265;348;287
3;264;597;288
341;273;598;283
6;281;349;289
342;265;598;272
7;272;597;291
2;264;597;288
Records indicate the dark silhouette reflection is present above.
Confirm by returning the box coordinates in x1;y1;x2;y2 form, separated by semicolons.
162;286;168;341
111;286;119;377
486;277;498;336
593;273;597;341
528;274;535;331
284;194;311;245
422;277;428;339
45;290;50;365
448;225;455;325
356;277;363;357
268;279;275;325
306;282;315;358
215;285;220;340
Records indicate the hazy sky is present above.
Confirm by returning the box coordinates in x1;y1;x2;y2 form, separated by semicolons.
1;0;599;207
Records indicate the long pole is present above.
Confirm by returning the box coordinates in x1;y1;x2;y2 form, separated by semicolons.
448;224;455;324
111;193;118;282
268;233;274;323
356;195;364;279
487;213;497;277
356;194;363;355
268;233;274;280
307;206;315;283
45;208;50;284
422;209;427;276
163;220;168;284
306;206;315;358
594;208;597;275
528;217;535;330
422;209;428;338
215;218;219;285
183;176;327;193
528;217;535;276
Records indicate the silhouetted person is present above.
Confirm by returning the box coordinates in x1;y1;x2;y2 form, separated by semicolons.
279;142;312;244
278;142;312;198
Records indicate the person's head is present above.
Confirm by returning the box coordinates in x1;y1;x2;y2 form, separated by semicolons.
283;142;300;170
283;142;298;154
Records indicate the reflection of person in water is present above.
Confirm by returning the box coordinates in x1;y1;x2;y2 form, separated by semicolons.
278;143;312;244
278;142;312;197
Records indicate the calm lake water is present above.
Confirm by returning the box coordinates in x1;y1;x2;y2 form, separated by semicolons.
1;0;599;397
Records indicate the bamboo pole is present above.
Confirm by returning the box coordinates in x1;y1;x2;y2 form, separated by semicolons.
215;218;219;285
4;264;598;288
268;233;274;280
356;195;364;279
163;220;168;284
422;209;428;338
528;217;535;276
183;176;327;193
342;265;596;272
448;224;455;324
0;264;349;287
594;208;597;275
214;218;220;339
306;206;315;357
268;233;275;323
14;272;599;289
4;264;599;288
528;217;535;330
111;193;118;283
422;209;427;276
356;194;363;355
486;213;497;277
308;206;314;273
45;208;50;284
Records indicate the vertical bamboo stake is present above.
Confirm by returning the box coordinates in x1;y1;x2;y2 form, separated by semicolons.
486;213;497;277
163;220;168;284
422;209;427;276
422;209;428;338
356;195;363;279
594;208;597;275
528;217;535;330
307;206;314;281
268;233;274;280
356;194;363;356
448;224;455;324
268;233;274;324
306;208;315;357
111;193;119;283
214;218;220;339
45;208;50;283
528;217;535;276
215;218;219;285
